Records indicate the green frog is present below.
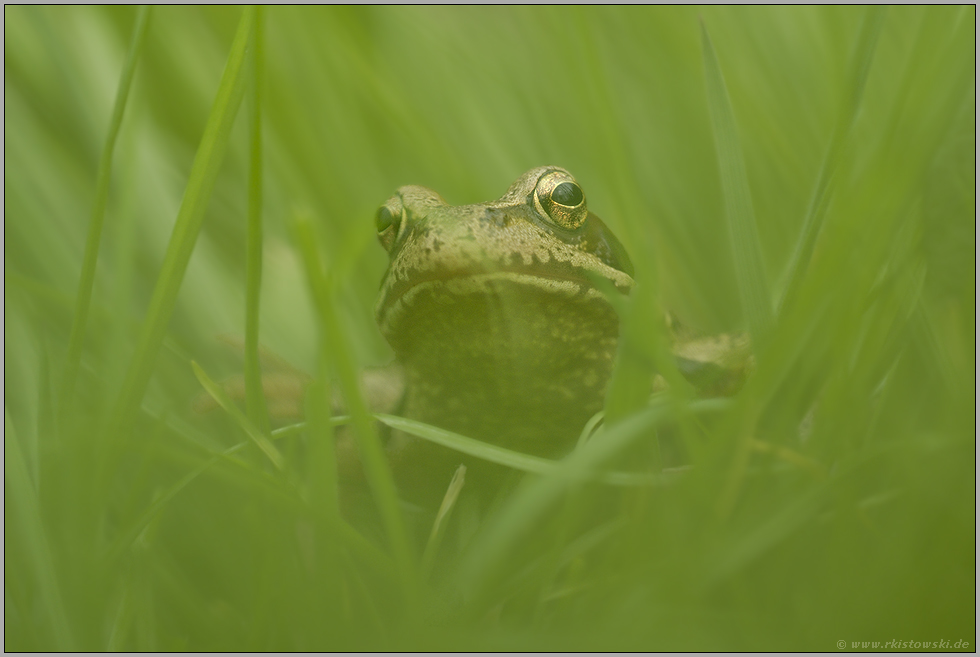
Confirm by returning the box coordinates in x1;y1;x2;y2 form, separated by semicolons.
199;166;750;503
373;166;636;500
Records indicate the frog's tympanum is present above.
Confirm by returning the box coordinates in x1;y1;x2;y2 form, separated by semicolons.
373;166;635;500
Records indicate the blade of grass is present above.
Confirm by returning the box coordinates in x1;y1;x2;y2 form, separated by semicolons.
700;17;773;347
60;5;151;415
106;419;396;587
702;483;828;591
305;376;339;520
5;409;75;650
714;398;762;520
456;403;669;604
291;211;419;607
576;411;605;449
244;6;270;433
876;7;972;171
571;10;673;426
457;397;728;601
602;292;661;430
300;371;347;638
270;416;350;440
700;17;776;521
421;464;467;579
273;410;694;486
191;360;283;470
105;438;256;569
779;6;887;312
376;413;683;487
105;8;254;451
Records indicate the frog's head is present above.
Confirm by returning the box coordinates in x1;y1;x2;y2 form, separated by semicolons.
374;166;635;341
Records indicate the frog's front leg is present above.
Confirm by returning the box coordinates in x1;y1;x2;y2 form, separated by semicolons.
664;312;754;397
192;334;406;423
192;370;313;419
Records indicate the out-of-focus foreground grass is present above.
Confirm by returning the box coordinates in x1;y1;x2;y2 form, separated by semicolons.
4;6;974;650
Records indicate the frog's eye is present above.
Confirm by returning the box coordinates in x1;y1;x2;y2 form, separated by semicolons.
533;170;588;230
376;205;396;232
376;197;404;252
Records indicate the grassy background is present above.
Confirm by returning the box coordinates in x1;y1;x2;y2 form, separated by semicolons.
4;5;975;650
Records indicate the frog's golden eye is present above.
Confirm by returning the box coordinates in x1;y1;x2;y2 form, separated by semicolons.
376;197;404;252
533;170;588;230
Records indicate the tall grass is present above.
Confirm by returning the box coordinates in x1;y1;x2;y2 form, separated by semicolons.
4;6;975;650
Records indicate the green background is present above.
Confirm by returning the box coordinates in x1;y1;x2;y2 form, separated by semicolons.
5;5;975;650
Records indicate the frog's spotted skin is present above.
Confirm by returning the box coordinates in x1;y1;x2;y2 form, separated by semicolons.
376;166;634;336
373;167;634;501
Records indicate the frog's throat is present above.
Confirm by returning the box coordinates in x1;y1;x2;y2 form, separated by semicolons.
376;270;623;338
377;275;621;458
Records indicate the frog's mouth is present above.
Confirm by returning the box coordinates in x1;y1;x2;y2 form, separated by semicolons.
376;266;632;338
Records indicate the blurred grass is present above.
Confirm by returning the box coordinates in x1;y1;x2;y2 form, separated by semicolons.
60;5;150;414
243;6;269;434
700;17;773;346
292;209;418;607
4;5;975;650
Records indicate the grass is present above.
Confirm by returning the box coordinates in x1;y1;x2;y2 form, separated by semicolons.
243;6;270;435
700;17;773;347
4;5;975;651
60;5;151;415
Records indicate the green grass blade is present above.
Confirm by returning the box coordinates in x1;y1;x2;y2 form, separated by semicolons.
304;377;340;520
702;483;828;590
107;443;245;567
291;212;419;606
379;413;562;477
244;6;270;433
457;398;728;598
700;18;774;346
5;409;75;650
192;360;284;470
421;464;467;579
270;416;351;440
779;6;887;311
575;411;605;449
376;413;681;487
602;293;661;430
570;10;670;426
60;5;151;414
456;403;669;600
106;8;254;445
106;411;394;584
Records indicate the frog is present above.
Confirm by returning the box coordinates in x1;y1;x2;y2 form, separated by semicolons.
372;166;637;501
196;166;751;504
